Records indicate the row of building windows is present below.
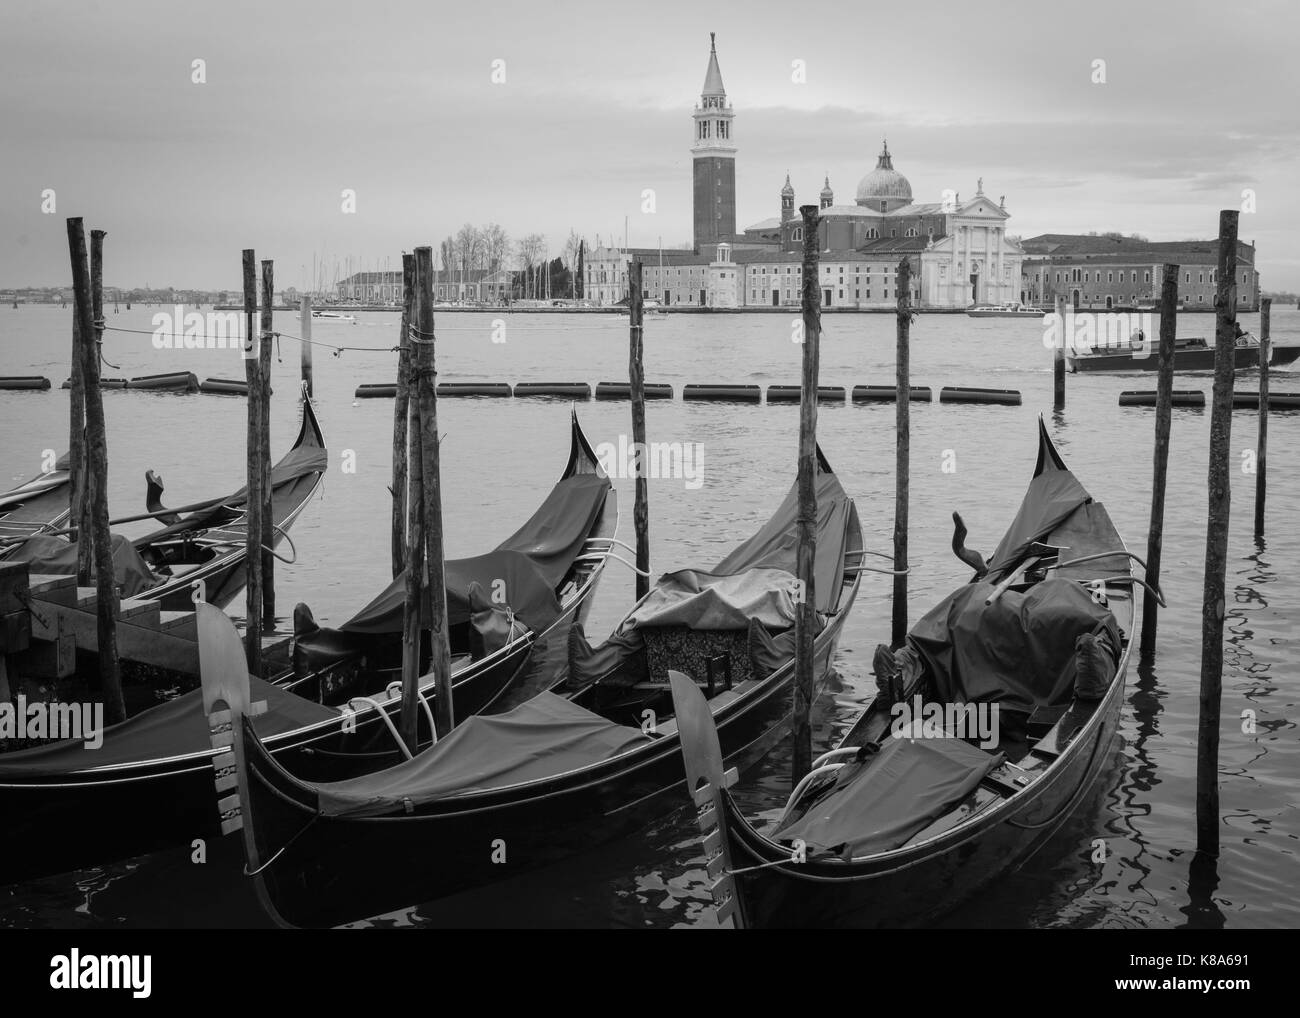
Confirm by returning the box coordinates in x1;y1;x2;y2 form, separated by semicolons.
1045;268;1252;286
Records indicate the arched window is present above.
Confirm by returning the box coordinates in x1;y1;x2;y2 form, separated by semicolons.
792;227;803;242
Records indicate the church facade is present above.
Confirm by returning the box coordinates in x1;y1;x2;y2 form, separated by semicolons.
586;35;1025;310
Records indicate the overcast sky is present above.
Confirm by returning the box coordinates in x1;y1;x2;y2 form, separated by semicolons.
3;0;1297;290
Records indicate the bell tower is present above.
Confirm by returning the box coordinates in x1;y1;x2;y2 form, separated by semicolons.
691;33;736;252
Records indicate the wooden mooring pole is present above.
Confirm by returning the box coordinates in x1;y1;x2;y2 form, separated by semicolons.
70;272;90;584
391;253;415;579
1197;210;1239;858
68;220;124;723
792;205;821;784
407;246;454;746
1254;297;1271;539
629;259;650;600
892;257;912;649
1053;293;1066;410
242;250;263;675
1139;263;1179;659
299;295;314;398
259;261;275;629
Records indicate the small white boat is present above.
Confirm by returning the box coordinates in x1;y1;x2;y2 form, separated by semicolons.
312;310;357;323
967;303;1044;318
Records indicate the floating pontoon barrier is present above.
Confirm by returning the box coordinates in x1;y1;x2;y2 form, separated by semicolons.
62;377;128;389
683;384;762;403
0;376;51;391
437;382;513;397
1119;390;1205;408
127;372;200;392
200;377;250;396
594;381;674;400
765;385;846;403
355;383;397;398
939;386;1022;406
852;385;933;403
1232;391;1300;410
513;382;592;399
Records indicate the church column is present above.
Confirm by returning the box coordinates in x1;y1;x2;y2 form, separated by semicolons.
964;224;971;304
984;226;992;303
951;226;958;306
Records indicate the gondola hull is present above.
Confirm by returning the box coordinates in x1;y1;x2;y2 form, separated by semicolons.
722;651;1126;928
233;583;857;928
0;636;535;886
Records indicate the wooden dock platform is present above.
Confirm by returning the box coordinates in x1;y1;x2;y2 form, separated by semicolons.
1;565;290;681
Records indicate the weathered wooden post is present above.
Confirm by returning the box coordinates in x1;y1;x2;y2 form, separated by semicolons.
242;250;263;675
70;298;89;583
68;220;124;724
1053;294;1066;410
629;259;650;600
259;261;275;629
1255;297;1271;539
299;295;314;397
404;246;454;747
892;257;912;649
1139;264;1179;659
792;205;821;784
1197;210;1239;858
391;254;415;578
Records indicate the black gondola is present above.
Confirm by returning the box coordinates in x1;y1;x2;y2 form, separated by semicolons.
200;447;864;927
0;413;614;884
3;385;328;611
672;418;1161;928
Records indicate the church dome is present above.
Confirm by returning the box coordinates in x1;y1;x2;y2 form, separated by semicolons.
855;141;912;205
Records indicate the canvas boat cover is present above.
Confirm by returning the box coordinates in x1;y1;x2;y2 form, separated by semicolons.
905;577;1121;715
774;736;1004;859
0;677;338;778
0;453;70;514
626;567;798;631
311;691;649;817
10;533;160;598
982;423;1091;583
341;472;610;635
711;467;853;616
566;464;853;689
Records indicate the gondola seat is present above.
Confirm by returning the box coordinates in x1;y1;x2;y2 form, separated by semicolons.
641;625;751;689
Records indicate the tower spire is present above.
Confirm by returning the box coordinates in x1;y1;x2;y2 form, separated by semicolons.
702;31;726;97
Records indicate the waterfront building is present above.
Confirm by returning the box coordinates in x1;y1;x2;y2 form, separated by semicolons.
1019;235;1260;311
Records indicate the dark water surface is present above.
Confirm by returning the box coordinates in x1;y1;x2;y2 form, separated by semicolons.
1;305;1296;928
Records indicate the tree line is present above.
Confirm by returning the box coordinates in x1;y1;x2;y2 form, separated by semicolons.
439;224;587;300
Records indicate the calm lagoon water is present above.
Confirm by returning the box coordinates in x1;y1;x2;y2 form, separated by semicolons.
0;304;1296;928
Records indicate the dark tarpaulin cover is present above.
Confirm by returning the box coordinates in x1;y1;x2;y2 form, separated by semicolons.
341;473;610;635
905;576;1121;715
11;533;160;598
775;736;1004;859
312;691;649;817
565;466;851;689
0;677;338;777
982;426;1091;583
713;468;852;615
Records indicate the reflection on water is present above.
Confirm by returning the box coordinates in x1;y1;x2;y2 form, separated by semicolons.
1;306;1298;928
